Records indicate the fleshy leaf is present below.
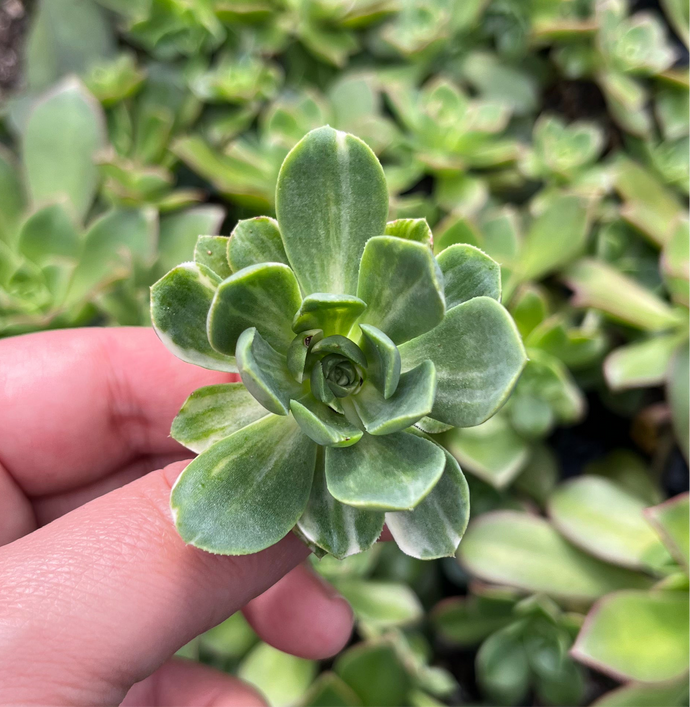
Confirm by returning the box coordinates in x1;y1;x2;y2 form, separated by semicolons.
151;263;237;372
292;293;367;336
172;415;316;553
667;343;689;462
337;580;423;629
459;512;652;602
236;328;303;416
207;263;302;356
386;437;470;559
310;360;337;405
227;216;289;272
194;235;232;280
325;431;445;511
357;236;445;345
311;335;368;369
548;477;670;570
275;126;388;295
572;591;689;682
290;397;363;447
399;297;527;428
171;383;269;453
298;450;384;559
359;324;401;399
645;494;689;570
436;244;501;309
18;203;81;264
604;334;686;390
287;329;323;383
353;361;436;435
23;78;105;221
565;258;683;331
384;218;433;246
445;415;531;489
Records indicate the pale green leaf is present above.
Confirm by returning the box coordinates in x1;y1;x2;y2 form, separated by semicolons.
171;383;269;453
459;512;653;602
208;263;302;356
287;329;323;383
667;343;689;461
156;206;225;275
414;417;453;435
23;78;105;222
399;297;527;428
384;218;433;246
605;334;685;390
302;673;363;707
564;258;683;331
445;415;530;488
353;361;436;435
236;328;303;416
298;453;383;559
386;441;470;559
336;580;423;628
548;477;670;570
359;324;401;399
275;126;388;295
572;590;689;682
151;263;237;372
357;236;445;345
171;415;316;555
293;294;367;337
18;203;81;264
326;431;445;511
661;217;689;307
592;676;689;707
239;643;316;707
518;194;589;281
227;216;289;272
0;146;26;245
194;235;232;280
476;625;530;707
291;398;363;448
436;244;501;309
645;494;689;570
311;335;368;369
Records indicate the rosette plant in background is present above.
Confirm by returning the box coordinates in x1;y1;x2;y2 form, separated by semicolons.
151;126;527;560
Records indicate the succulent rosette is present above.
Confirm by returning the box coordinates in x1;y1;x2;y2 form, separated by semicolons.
151;126;527;560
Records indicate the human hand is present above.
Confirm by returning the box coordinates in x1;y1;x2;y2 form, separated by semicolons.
0;327;354;706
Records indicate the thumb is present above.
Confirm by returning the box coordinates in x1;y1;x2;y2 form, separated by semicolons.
0;461;309;707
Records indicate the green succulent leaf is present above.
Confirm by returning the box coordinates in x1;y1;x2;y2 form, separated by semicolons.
275;126;388;295
436;244;501;309
18;203;81;264
151;263;237;372
23;78;105;222
287;329;324;383
399;297;527;428
604;334;686;390
572;590;689;683
171;414;316;555
459;512;653;602
646;494;690;570
476;624;530;707
292;293;367;336
207;263;302;356
325;431;445;511
194;235;232;280
298;451;384;559
353;360;436;435
227;216;289;272
357;236;445;345
171;383;269;453
290;397;363;448
359;324;401;399
386;439;470;560
337;580;423;629
310;360;338;406
311;335;368;369
593;677;689;707
548;476;671;570
236;328;303;416
384;218;434;246
668;344;689;462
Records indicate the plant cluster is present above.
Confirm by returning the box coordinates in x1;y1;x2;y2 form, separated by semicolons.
1;0;688;705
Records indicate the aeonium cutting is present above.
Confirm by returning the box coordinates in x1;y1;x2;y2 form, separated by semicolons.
151;126;527;560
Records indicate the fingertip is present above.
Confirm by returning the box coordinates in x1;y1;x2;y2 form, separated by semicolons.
244;564;354;660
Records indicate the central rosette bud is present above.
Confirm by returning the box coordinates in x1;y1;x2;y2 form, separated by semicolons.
321;355;362;397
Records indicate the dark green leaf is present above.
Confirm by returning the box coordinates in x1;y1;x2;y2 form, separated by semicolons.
311;335;368;369
291;397;363;447
359;324;401;399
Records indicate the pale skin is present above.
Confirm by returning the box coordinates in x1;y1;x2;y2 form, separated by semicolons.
0;327;355;706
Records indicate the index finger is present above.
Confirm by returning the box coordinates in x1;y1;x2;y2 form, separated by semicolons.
0;327;234;497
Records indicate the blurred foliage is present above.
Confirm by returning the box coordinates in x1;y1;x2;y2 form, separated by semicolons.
1;0;688;704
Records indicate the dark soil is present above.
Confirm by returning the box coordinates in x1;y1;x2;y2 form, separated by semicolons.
0;0;30;99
